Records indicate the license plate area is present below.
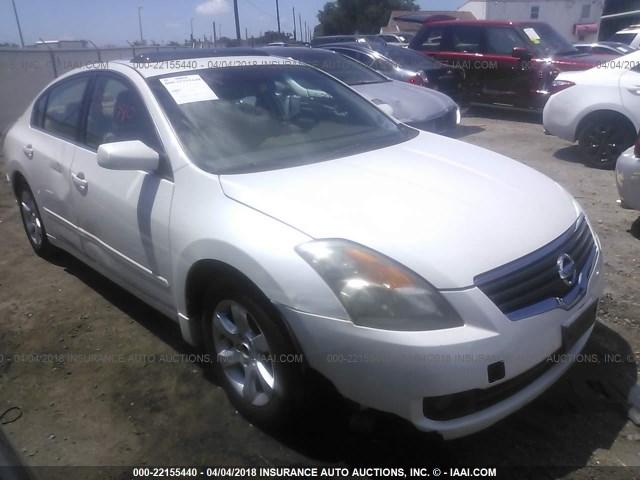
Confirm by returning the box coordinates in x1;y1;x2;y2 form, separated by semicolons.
562;301;597;353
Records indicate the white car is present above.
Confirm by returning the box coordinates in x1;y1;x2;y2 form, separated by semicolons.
616;137;640;211
543;50;640;168
2;48;604;439
610;25;640;49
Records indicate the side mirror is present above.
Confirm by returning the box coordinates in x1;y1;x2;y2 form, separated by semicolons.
97;140;160;173
512;47;532;60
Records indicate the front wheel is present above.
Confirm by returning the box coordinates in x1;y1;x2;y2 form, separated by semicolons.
202;284;303;429
578;116;636;169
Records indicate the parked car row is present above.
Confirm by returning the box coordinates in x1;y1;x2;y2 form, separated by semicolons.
2;47;605;441
406;19;615;111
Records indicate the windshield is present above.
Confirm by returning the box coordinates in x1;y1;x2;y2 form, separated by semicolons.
149;65;413;174
612;44;636;53
610;33;637;46
370;44;440;70
519;23;578;56
263;48;387;85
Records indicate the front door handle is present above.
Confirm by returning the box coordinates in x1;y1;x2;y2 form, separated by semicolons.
71;172;88;192
23;145;33;159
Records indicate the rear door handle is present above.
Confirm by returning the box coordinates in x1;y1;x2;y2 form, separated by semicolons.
23;145;33;159
71;172;88;192
626;85;640;95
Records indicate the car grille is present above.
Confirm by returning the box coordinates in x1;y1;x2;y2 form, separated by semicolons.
474;216;596;320
408;107;457;134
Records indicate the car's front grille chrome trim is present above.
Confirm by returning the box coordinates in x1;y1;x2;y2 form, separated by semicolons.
474;215;597;321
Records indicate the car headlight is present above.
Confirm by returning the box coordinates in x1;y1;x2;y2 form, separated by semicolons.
455;107;461;125
295;239;463;331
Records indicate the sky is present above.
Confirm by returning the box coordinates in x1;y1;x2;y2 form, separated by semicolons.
0;0;465;46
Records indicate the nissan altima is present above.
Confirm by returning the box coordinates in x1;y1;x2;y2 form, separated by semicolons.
2;48;604;439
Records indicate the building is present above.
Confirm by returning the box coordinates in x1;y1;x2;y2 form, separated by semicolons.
457;0;604;42
381;10;477;33
600;0;640;39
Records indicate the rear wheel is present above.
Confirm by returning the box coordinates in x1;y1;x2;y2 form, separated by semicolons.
202;282;303;429
17;181;54;258
577;115;636;169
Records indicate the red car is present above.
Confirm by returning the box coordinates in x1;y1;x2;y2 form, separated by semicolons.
406;19;616;110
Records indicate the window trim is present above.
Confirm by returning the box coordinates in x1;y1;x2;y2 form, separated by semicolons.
30;72;95;144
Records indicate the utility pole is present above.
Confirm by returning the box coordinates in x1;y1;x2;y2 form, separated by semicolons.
245;27;248;42
304;21;307;42
233;0;241;41
299;13;302;42
138;6;144;45
213;21;217;46
292;6;296;41
11;0;25;47
275;0;281;34
190;17;194;42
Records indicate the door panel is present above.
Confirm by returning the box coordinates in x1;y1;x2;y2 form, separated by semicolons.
70;74;174;307
70;150;174;305
481;26;535;107
30;76;91;251
620;69;640;124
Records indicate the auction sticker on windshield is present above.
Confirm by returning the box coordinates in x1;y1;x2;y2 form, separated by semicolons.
159;75;218;104
523;27;541;44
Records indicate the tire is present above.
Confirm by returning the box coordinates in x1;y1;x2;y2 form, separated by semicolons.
577;114;636;169
16;181;55;258
202;282;303;429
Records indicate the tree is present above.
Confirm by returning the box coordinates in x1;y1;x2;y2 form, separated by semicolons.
317;0;419;35
260;30;292;44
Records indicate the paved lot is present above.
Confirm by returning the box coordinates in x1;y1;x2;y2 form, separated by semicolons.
1;110;640;479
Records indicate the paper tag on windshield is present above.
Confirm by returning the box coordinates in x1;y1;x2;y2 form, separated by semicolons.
159;75;218;105
523;28;541;44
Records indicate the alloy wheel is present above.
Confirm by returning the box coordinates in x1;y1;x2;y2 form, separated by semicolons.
20;190;44;247
211;299;275;407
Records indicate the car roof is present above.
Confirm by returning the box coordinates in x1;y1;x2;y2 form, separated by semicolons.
417;20;547;27
319;42;375;52
131;48;269;63
111;54;297;78
263;46;342;57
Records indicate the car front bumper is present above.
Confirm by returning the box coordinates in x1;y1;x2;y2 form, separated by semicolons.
276;249;604;440
542;93;579;143
616;147;640;211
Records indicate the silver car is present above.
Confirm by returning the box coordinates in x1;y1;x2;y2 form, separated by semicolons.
616;138;640;211
263;46;460;134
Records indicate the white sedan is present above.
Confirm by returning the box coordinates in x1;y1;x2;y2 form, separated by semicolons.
543;50;640;168
3;49;604;439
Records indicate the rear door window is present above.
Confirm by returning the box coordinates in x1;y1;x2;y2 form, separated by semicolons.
450;25;484;53
416;27;445;51
42;77;90;140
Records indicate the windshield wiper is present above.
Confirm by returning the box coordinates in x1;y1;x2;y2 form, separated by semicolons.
554;49;581;56
349;80;385;86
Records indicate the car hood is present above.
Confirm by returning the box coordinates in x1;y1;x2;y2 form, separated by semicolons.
219;133;579;289
552;52;616;70
353;80;456;123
